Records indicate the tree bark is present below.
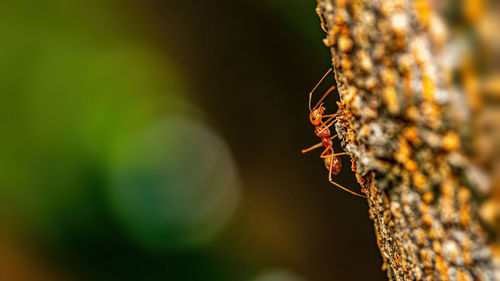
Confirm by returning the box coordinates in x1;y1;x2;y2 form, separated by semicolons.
315;0;499;280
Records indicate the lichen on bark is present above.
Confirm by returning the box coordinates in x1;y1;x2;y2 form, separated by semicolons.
316;0;499;280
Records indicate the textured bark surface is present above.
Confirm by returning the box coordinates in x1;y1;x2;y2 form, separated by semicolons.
316;0;499;280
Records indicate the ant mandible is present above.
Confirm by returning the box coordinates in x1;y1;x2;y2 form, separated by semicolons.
301;68;366;198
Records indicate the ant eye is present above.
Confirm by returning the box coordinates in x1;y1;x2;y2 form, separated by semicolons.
312;116;316;120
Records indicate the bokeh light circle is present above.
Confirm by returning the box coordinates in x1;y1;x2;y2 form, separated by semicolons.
252;269;307;281
108;115;241;251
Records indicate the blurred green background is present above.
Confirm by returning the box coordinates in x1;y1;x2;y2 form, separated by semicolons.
0;1;385;280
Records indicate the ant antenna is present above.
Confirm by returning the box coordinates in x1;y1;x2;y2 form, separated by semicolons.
312;85;336;111
309;68;332;111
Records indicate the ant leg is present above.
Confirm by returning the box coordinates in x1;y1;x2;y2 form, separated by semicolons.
320;152;349;159
320;146;334;158
328;161;367;198
309;68;332;111
324;113;343;125
321;113;338;119
301;142;323;154
317;119;337;135
301;134;338;154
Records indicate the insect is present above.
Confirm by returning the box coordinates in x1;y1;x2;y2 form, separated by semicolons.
301;69;366;198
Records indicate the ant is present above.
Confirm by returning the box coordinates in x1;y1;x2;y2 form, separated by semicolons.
301;68;366;198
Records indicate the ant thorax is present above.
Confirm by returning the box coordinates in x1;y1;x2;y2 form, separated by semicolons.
315;125;330;138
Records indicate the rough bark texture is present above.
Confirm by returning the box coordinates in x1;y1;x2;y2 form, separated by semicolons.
316;0;499;280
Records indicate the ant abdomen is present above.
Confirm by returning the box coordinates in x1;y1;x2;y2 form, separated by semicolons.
324;155;341;175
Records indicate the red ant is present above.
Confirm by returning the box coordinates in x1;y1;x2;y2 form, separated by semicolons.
301;69;366;198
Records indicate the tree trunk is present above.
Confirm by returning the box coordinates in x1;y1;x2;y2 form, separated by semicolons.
315;0;499;280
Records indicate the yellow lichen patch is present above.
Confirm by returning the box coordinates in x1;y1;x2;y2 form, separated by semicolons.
422;75;436;101
403;126;420;146
357;50;373;72
491;243;500;262
435;255;449;281
413;0;431;28
347;127;357;144
462;237;473;266
380;0;404;16
391;13;409;36
394;37;406;51
373;43;386;61
323;32;336;47
404;160;418;172
444;241;460;264
421;102;442;128
433;240;442;255
344;70;354;83
411;37;430;65
457;188;472;228
316;7;328;32
479;199;497;226
420;248;433;269
335;0;346;8
338;35;353;52
341;55;352;70
462;0;484;24
442;132;460;151
483;73;500;98
359;124;370;139
440;188;456;223
413;172;427;191
343;86;357;105
383;87;399;114
457;187;472;227
399;53;413;72
441;199;456;223
365;76;378;91
383;210;392;224
459;203;471;227
440;180;455;198
420;203;433;227
334;6;347;22
402;72;413;97
415;229;426;246
394;251;401;265
399;248;410;279
423;191;434;203
456;268;473;281
461;59;482;112
463;249;473;267
355;173;365;187
429;14;447;50
381;68;397;85
390;202;402;219
364;107;378;120
430;224;445;240
457;187;471;203
395;137;411;164
406;106;420;121
350;1;364;22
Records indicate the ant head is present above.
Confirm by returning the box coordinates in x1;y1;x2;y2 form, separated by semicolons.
309;106;324;126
